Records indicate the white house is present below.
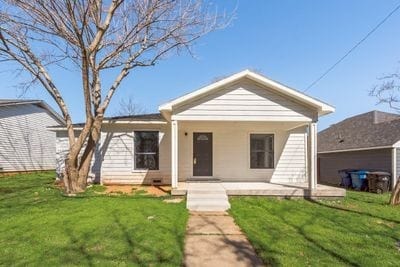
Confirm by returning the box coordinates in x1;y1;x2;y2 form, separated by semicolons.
0;99;64;173
54;70;343;201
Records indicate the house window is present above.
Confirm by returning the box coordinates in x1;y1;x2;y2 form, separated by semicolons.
134;131;159;170
250;134;274;169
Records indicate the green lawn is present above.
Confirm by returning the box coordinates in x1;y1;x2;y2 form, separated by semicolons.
230;193;400;267
0;172;188;266
3;172;400;266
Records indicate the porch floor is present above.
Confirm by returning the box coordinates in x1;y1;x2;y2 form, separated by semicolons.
172;182;346;198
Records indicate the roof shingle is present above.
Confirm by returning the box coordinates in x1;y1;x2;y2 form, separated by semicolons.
318;110;400;152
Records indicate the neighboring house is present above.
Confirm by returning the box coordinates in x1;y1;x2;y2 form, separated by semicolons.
0;99;64;173
318;110;400;188
53;70;335;193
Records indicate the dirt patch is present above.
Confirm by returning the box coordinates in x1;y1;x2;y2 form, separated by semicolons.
104;184;171;197
105;185;134;194
145;185;171;197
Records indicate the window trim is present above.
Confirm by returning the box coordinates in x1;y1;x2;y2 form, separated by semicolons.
132;130;160;171
248;132;275;170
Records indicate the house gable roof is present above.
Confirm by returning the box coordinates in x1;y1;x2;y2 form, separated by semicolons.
318;110;400;153
159;70;335;116
0;99;64;125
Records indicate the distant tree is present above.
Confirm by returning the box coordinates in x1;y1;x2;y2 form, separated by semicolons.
116;96;145;116
0;0;228;194
370;71;400;205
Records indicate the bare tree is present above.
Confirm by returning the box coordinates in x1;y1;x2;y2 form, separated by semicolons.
116;96;145;116
370;71;400;205
0;0;228;194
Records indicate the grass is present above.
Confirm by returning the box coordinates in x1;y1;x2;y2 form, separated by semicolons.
0;172;188;266
230;192;400;267
3;172;400;266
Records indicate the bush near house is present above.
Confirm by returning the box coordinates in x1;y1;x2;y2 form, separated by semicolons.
230;193;400;266
0;172;188;266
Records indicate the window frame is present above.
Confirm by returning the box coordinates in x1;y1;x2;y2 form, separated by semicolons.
133;130;160;171
249;133;275;169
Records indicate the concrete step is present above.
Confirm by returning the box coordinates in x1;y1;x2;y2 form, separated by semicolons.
187;193;228;201
188;205;230;212
186;182;230;212
187;200;231;212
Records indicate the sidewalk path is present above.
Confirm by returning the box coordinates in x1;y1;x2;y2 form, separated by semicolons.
184;212;264;267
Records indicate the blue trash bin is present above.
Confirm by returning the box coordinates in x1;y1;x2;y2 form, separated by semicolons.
350;170;369;190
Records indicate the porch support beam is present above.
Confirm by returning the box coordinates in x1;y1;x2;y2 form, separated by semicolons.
308;122;317;191
171;120;179;189
392;147;397;190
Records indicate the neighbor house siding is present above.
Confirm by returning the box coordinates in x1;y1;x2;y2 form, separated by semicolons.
172;81;317;122
177;121;307;183
318;148;392;185
100;124;171;184
0;104;60;172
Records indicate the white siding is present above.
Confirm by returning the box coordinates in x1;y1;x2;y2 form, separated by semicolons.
271;129;307;183
396;148;400;177
0;104;61;172
55;121;308;184
172;81;317;122
177;121;307;183
100;124;171;184
55;130;101;182
55;131;69;176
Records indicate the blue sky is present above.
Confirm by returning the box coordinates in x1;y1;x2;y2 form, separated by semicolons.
1;0;400;130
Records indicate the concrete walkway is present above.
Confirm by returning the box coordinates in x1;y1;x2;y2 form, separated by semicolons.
184;212;264;267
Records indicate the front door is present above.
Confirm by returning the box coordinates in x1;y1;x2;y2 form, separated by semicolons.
193;132;213;176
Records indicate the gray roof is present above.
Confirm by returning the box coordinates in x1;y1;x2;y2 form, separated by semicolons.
104;113;164;121
0;99;42;106
70;113;165;127
318;110;400;152
0;99;65;124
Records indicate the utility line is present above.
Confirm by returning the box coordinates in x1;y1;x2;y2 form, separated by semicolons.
304;2;400;92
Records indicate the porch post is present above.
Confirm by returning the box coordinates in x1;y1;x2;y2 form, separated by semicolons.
171;120;178;189
392;147;397;190
308;122;317;190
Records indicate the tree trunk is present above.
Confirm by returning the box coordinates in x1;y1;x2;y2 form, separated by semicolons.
390;179;400;205
63;144;96;194
63;156;85;194
77;135;97;188
62;116;103;194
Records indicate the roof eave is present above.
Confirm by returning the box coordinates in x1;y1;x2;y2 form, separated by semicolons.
49;119;167;131
318;106;335;117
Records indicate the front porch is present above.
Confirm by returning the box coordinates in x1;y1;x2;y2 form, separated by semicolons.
172;182;346;198
170;120;320;193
